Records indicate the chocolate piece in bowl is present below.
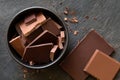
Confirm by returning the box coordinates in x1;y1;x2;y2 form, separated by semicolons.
42;18;62;36
24;14;36;26
28;30;58;46
60;31;65;43
22;43;53;64
60;30;114;80
9;36;25;57
50;45;58;61
84;49;120;80
58;36;64;49
25;26;43;45
18;13;46;36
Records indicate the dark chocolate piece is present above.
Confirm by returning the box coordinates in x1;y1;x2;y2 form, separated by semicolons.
84;49;120;80
25;26;43;45
60;30;114;80
42;18;62;36
28;30;58;46
9;36;25;57
23;43;53;64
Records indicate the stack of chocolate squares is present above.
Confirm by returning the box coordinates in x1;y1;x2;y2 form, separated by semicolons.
60;30;120;80
9;13;65;65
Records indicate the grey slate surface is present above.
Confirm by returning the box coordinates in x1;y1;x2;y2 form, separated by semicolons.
0;0;120;80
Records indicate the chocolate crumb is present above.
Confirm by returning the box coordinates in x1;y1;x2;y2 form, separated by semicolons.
85;16;89;19
93;17;97;20
23;74;26;79
73;30;79;35
64;17;68;22
64;7;69;15
69;17;78;23
29;61;34;65
23;69;28;73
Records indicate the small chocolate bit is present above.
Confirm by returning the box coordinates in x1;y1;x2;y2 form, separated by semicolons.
9;36;25;57
73;30;79;36
28;30;58;46
23;43;53;64
60;31;65;43
64;10;68;15
58;36;64;49
84;49;120;80
29;61;35;66
64;17;68;22
19;13;46;36
24;14;36;25
85;15;89;19
50;45;58;61
60;30;114;80
69;17;78;23
42;18;62;36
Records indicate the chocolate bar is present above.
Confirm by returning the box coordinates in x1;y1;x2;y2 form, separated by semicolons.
60;30;114;80
84;49;120;80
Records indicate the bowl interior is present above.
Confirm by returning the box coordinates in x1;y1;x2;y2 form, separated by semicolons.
7;7;68;69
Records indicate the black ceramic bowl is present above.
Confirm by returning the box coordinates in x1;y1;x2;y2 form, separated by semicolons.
7;7;68;69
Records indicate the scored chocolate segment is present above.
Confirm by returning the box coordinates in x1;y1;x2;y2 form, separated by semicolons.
24;14;36;26
18;13;46;36
9;36;25;57
42;18;62;36
60;30;114;80
23;43;53;64
84;49;120;80
28;30;58;46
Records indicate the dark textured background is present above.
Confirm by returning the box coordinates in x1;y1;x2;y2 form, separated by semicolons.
0;0;120;80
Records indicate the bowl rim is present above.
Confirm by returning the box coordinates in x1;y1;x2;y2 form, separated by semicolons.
6;6;69;69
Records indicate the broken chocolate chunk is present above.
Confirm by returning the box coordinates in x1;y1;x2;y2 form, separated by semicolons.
50;45;58;61
28;30;58;46
42;18;62;36
23;43;53;64
9;36;25;57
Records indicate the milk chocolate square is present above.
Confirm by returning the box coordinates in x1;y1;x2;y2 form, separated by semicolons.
18;13;46;36
60;30;114;80
42;18;62;36
9;36;25;57
84;49;120;80
23;43;53;64
28;30;58;46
